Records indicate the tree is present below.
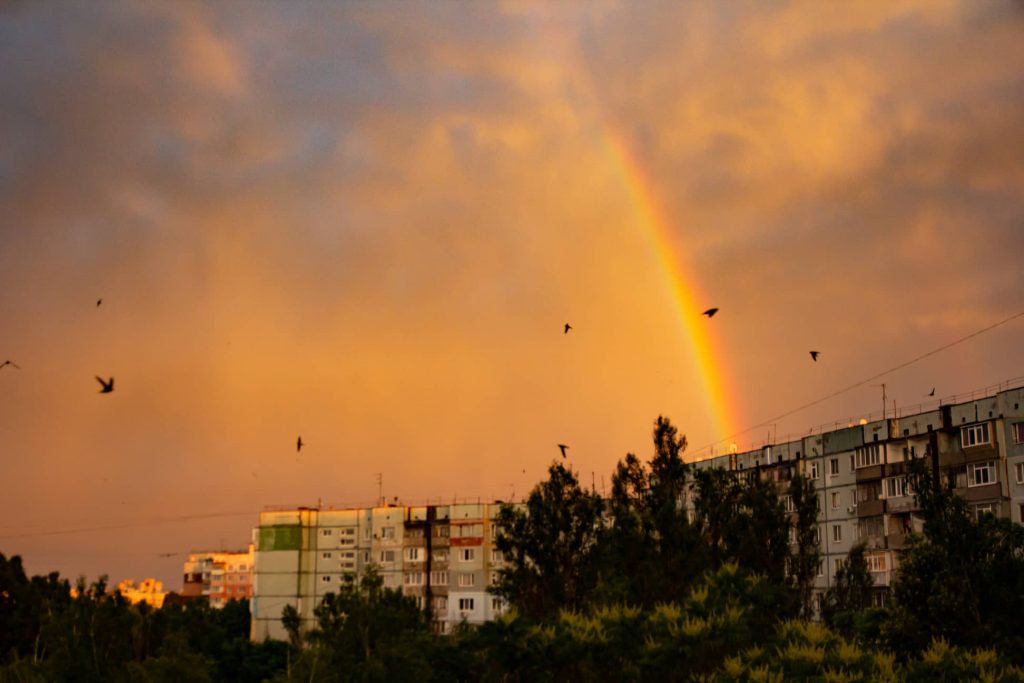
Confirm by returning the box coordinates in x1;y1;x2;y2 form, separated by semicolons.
885;457;1024;661
787;474;821;620
822;542;874;636
601;417;705;606
493;463;605;619
278;567;435;682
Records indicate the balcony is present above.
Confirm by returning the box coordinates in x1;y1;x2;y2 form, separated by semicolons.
857;499;885;517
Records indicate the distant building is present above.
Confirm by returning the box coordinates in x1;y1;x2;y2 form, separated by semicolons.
118;578;166;608
182;545;254;608
250;503;509;641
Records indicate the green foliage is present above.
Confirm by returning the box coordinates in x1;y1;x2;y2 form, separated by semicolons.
823;543;875;637
885;457;1024;661
493;462;605;618
787;475;821;620
277;567;436;683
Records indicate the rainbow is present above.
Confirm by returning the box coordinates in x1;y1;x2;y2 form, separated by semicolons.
601;131;738;455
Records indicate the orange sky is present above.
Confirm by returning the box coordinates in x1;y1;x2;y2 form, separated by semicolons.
1;1;1023;586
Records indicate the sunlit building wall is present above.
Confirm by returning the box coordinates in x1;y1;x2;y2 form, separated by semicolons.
182;545;254;608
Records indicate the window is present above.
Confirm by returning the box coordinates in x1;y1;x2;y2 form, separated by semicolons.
812;526;821;544
433;549;449;562
817;559;824;577
829;458;839;476
490;524;504;540
832;524;842;542
379;550;395;563
968;461;996;487
434;596;448;611
434;526;450;538
458;573;476;587
404;572;424;586
490;571;500;586
1015;461;1024;485
781;495;794;513
320;529;332;536
458;598;474;612
884;477;909;498
491;549;503;563
834;558;844;573
405;547;423;562
492;597;505;613
459;548;476;562
809;462;819;479
974;502;996;520
430;570;448;585
320;575;332;583
830;492;841;510
321;552;332;560
1014;423;1024;445
855;444;881;469
961;423;990;448
381;526;396;540
866;553;887;572
454;523;483;538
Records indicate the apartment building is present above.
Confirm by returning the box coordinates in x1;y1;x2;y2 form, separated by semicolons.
250;502;508;641
690;382;1024;613
182;545;255;608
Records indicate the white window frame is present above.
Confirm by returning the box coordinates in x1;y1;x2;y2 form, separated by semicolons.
968;461;996;487
458;572;476;587
430;570;448;585
379;550;396;564
1013;422;1024;445
809;462;819;479
405;547;423;562
961;423;990;448
884;476;909;499
866;553;887;572
1015;461;1024;485
404;572;424;586
830;491;840;510
855;444;880;469
832;524;842;543
458;598;474;612
459;548;476;562
829;458;839;476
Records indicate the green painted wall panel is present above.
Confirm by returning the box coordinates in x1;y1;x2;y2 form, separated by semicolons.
258;525;301;551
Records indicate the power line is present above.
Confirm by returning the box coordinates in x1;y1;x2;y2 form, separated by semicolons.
0;511;254;540
693;307;1024;457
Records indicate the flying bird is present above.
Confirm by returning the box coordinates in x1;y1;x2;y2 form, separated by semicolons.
95;376;114;393
297;436;304;452
558;444;569;458
928;388;935;397
96;298;103;307
703;308;719;318
809;351;820;362
564;323;572;334
1;360;20;370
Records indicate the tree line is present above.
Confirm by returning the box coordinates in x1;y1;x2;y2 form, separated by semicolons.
3;416;1024;681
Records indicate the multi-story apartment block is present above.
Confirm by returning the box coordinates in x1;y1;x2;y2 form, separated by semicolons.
250;503;509;641
182;545;254;608
249;381;1024;639
689;382;1024;614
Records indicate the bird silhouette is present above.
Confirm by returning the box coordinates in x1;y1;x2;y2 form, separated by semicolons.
1;360;20;370
703;308;719;318
564;323;572;334
809;351;820;362
928;388;935;397
297;436;304;452
96;298;103;307
558;444;569;458
95;376;114;393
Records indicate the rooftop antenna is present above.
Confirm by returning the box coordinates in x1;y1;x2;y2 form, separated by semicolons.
871;383;887;420
375;473;383;506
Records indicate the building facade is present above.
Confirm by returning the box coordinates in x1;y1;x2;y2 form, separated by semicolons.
250;503;508;641
182;545;255;608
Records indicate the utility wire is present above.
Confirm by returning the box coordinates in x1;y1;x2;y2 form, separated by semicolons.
0;511;254;540
693;307;1024;457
